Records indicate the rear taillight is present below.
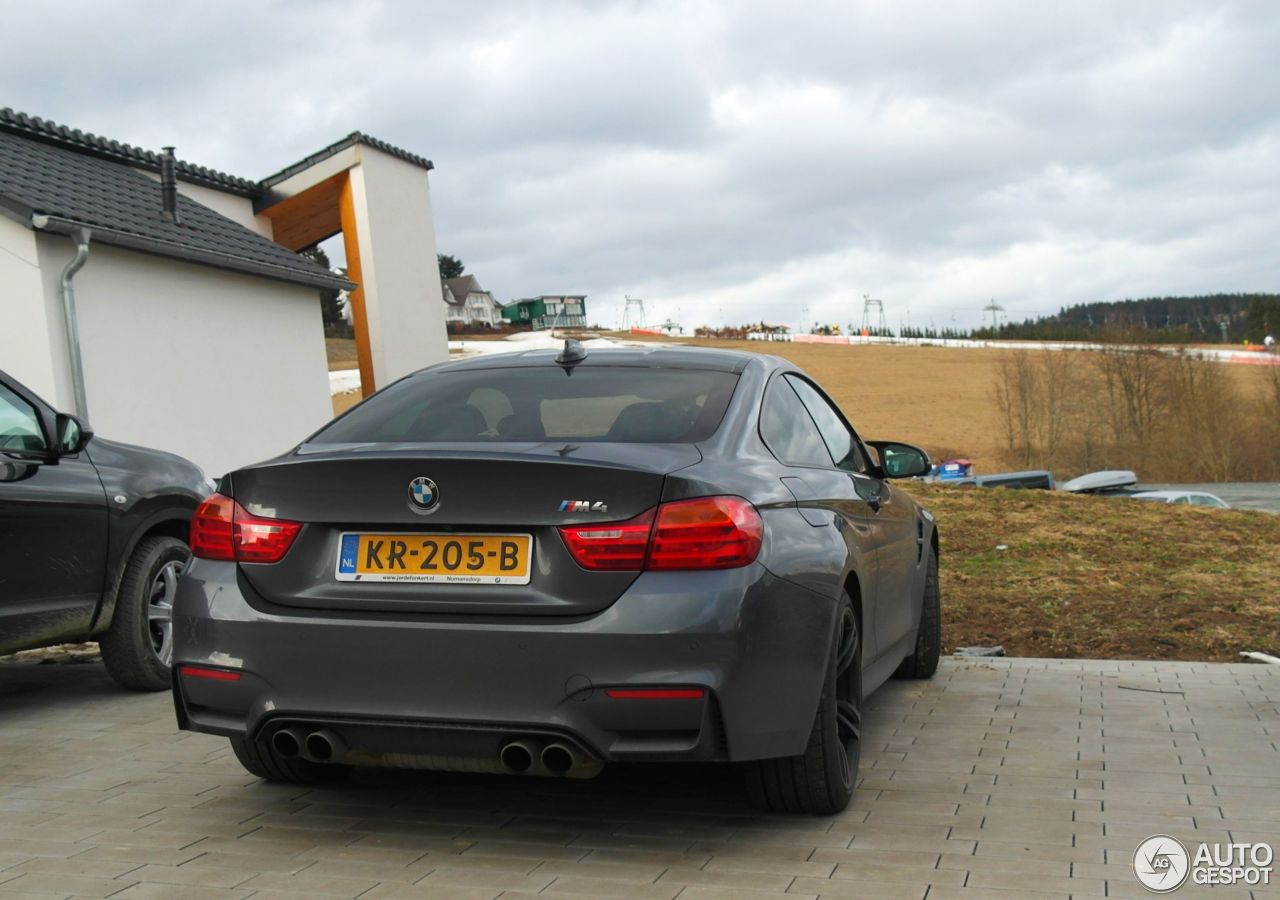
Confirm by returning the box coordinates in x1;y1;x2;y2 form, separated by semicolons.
190;492;301;564
558;496;762;572
648;496;763;570
557;508;655;571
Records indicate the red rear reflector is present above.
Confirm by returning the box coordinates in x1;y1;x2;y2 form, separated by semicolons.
606;688;706;700
180;665;242;681
647;496;762;570
190;492;301;564
558;508;655;571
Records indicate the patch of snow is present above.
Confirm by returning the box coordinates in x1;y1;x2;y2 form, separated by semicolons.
329;369;362;396
447;331;675;359
331;333;680;394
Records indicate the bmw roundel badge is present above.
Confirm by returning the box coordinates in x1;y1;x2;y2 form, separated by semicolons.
408;476;439;512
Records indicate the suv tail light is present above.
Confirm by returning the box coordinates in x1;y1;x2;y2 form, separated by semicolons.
190;492;301;564
559;496;762;572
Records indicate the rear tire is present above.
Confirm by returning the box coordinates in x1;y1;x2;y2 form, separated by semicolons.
229;736;351;785
744;594;861;814
894;546;940;679
100;536;189;691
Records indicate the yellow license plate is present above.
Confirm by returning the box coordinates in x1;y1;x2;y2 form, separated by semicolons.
335;533;532;584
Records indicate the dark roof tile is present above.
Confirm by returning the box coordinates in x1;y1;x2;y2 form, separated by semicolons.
259;131;434;190
0;107;260;196
0;129;350;291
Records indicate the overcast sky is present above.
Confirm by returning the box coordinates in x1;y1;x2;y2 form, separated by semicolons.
6;1;1278;330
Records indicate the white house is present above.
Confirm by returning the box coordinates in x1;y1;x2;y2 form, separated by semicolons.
442;274;503;328
0;108;448;476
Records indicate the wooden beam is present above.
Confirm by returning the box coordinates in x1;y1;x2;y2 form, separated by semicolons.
337;174;376;398
259;173;347;251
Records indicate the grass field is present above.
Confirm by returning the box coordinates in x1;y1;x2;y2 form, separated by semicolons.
907;482;1280;661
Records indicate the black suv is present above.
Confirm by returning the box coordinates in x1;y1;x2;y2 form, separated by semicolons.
0;369;208;689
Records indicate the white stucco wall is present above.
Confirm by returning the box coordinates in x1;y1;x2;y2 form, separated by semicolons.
0;215;62;398
33;239;333;476
347;148;448;386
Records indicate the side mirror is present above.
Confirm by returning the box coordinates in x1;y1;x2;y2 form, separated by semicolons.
868;440;931;479
55;413;93;457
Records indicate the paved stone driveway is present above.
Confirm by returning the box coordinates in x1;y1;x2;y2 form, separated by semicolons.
1;657;1276;899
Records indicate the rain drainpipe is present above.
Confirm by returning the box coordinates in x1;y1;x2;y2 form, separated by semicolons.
51;224;93;419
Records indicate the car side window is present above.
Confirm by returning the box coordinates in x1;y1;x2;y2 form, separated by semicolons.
785;376;868;474
0;382;46;453
760;378;832;467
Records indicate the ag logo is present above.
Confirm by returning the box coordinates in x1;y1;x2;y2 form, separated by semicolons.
408;476;439;512
1134;835;1190;892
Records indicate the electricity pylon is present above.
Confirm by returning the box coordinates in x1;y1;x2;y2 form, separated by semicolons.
984;299;1005;332
861;295;887;334
623;295;646;329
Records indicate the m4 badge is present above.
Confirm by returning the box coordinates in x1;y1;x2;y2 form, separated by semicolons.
558;500;608;513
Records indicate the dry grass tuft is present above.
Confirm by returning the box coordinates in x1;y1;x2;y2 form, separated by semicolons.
905;483;1280;661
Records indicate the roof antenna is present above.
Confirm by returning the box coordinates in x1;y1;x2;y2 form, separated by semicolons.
555;339;587;375
160;147;181;225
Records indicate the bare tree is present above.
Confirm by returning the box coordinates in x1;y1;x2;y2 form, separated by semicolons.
993;351;1039;467
1094;338;1162;465
1161;353;1241;482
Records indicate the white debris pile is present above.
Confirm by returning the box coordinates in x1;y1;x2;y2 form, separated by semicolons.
1240;651;1280;665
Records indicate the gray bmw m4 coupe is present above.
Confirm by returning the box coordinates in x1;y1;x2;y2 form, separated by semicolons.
173;343;939;813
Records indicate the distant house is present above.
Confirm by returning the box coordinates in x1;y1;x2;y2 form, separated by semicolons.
502;295;588;330
442;274;503;327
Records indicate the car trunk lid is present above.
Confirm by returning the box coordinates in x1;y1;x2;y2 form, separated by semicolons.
228;443;699;616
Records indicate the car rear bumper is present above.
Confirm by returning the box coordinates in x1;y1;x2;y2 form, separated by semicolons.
172;559;835;765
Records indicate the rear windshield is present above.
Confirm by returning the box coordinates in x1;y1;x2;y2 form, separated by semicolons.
311;366;739;444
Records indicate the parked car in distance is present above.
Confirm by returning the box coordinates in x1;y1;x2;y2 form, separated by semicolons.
173;343;941;814
946;470;1056;491
1059;470;1139;495
1130;490;1230;509
0;369;209;689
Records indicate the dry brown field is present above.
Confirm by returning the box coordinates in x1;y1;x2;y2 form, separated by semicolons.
328;336;1271;473
628;336;1271;473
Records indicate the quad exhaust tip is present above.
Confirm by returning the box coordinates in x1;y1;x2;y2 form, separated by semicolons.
272;729;598;777
305;730;339;762
541;742;582;776
271;728;304;759
272;728;345;763
499;739;538;774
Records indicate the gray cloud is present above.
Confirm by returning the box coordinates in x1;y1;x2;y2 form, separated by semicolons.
5;0;1278;330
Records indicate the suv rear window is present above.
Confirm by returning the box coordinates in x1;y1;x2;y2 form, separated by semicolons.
311;367;739;444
